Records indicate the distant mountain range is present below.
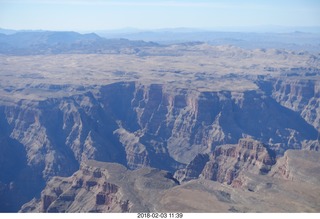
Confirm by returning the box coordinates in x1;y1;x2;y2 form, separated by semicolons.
1;28;319;55
0;30;158;55
98;30;320;51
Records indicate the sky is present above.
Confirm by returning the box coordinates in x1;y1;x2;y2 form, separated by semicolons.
0;0;319;31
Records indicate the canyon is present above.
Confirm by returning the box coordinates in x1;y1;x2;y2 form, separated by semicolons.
0;31;319;212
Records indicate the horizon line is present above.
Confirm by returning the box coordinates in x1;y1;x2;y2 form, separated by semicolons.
1;25;320;34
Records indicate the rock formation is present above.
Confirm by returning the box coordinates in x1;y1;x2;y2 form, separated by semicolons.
174;139;276;184
20;160;178;212
20;155;320;213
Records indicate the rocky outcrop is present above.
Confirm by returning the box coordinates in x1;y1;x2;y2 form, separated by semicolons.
175;139;276;185
20;162;129;212
21;156;320;213
20;160;178;213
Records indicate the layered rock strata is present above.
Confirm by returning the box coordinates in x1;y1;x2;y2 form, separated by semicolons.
174;139;276;184
0;80;319;211
20;160;178;212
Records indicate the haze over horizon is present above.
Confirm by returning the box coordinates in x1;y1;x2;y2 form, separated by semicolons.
0;0;320;32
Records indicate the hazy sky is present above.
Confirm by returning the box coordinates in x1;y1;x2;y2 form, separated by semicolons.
0;0;319;31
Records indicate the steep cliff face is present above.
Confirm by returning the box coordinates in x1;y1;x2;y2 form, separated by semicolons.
258;77;320;133
0;92;127;211
0;81;319;211
174;139;276;184
103;82;317;165
0;106;45;212
2;82;318;173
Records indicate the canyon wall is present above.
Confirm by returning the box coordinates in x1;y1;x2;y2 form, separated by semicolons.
0;78;319;211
